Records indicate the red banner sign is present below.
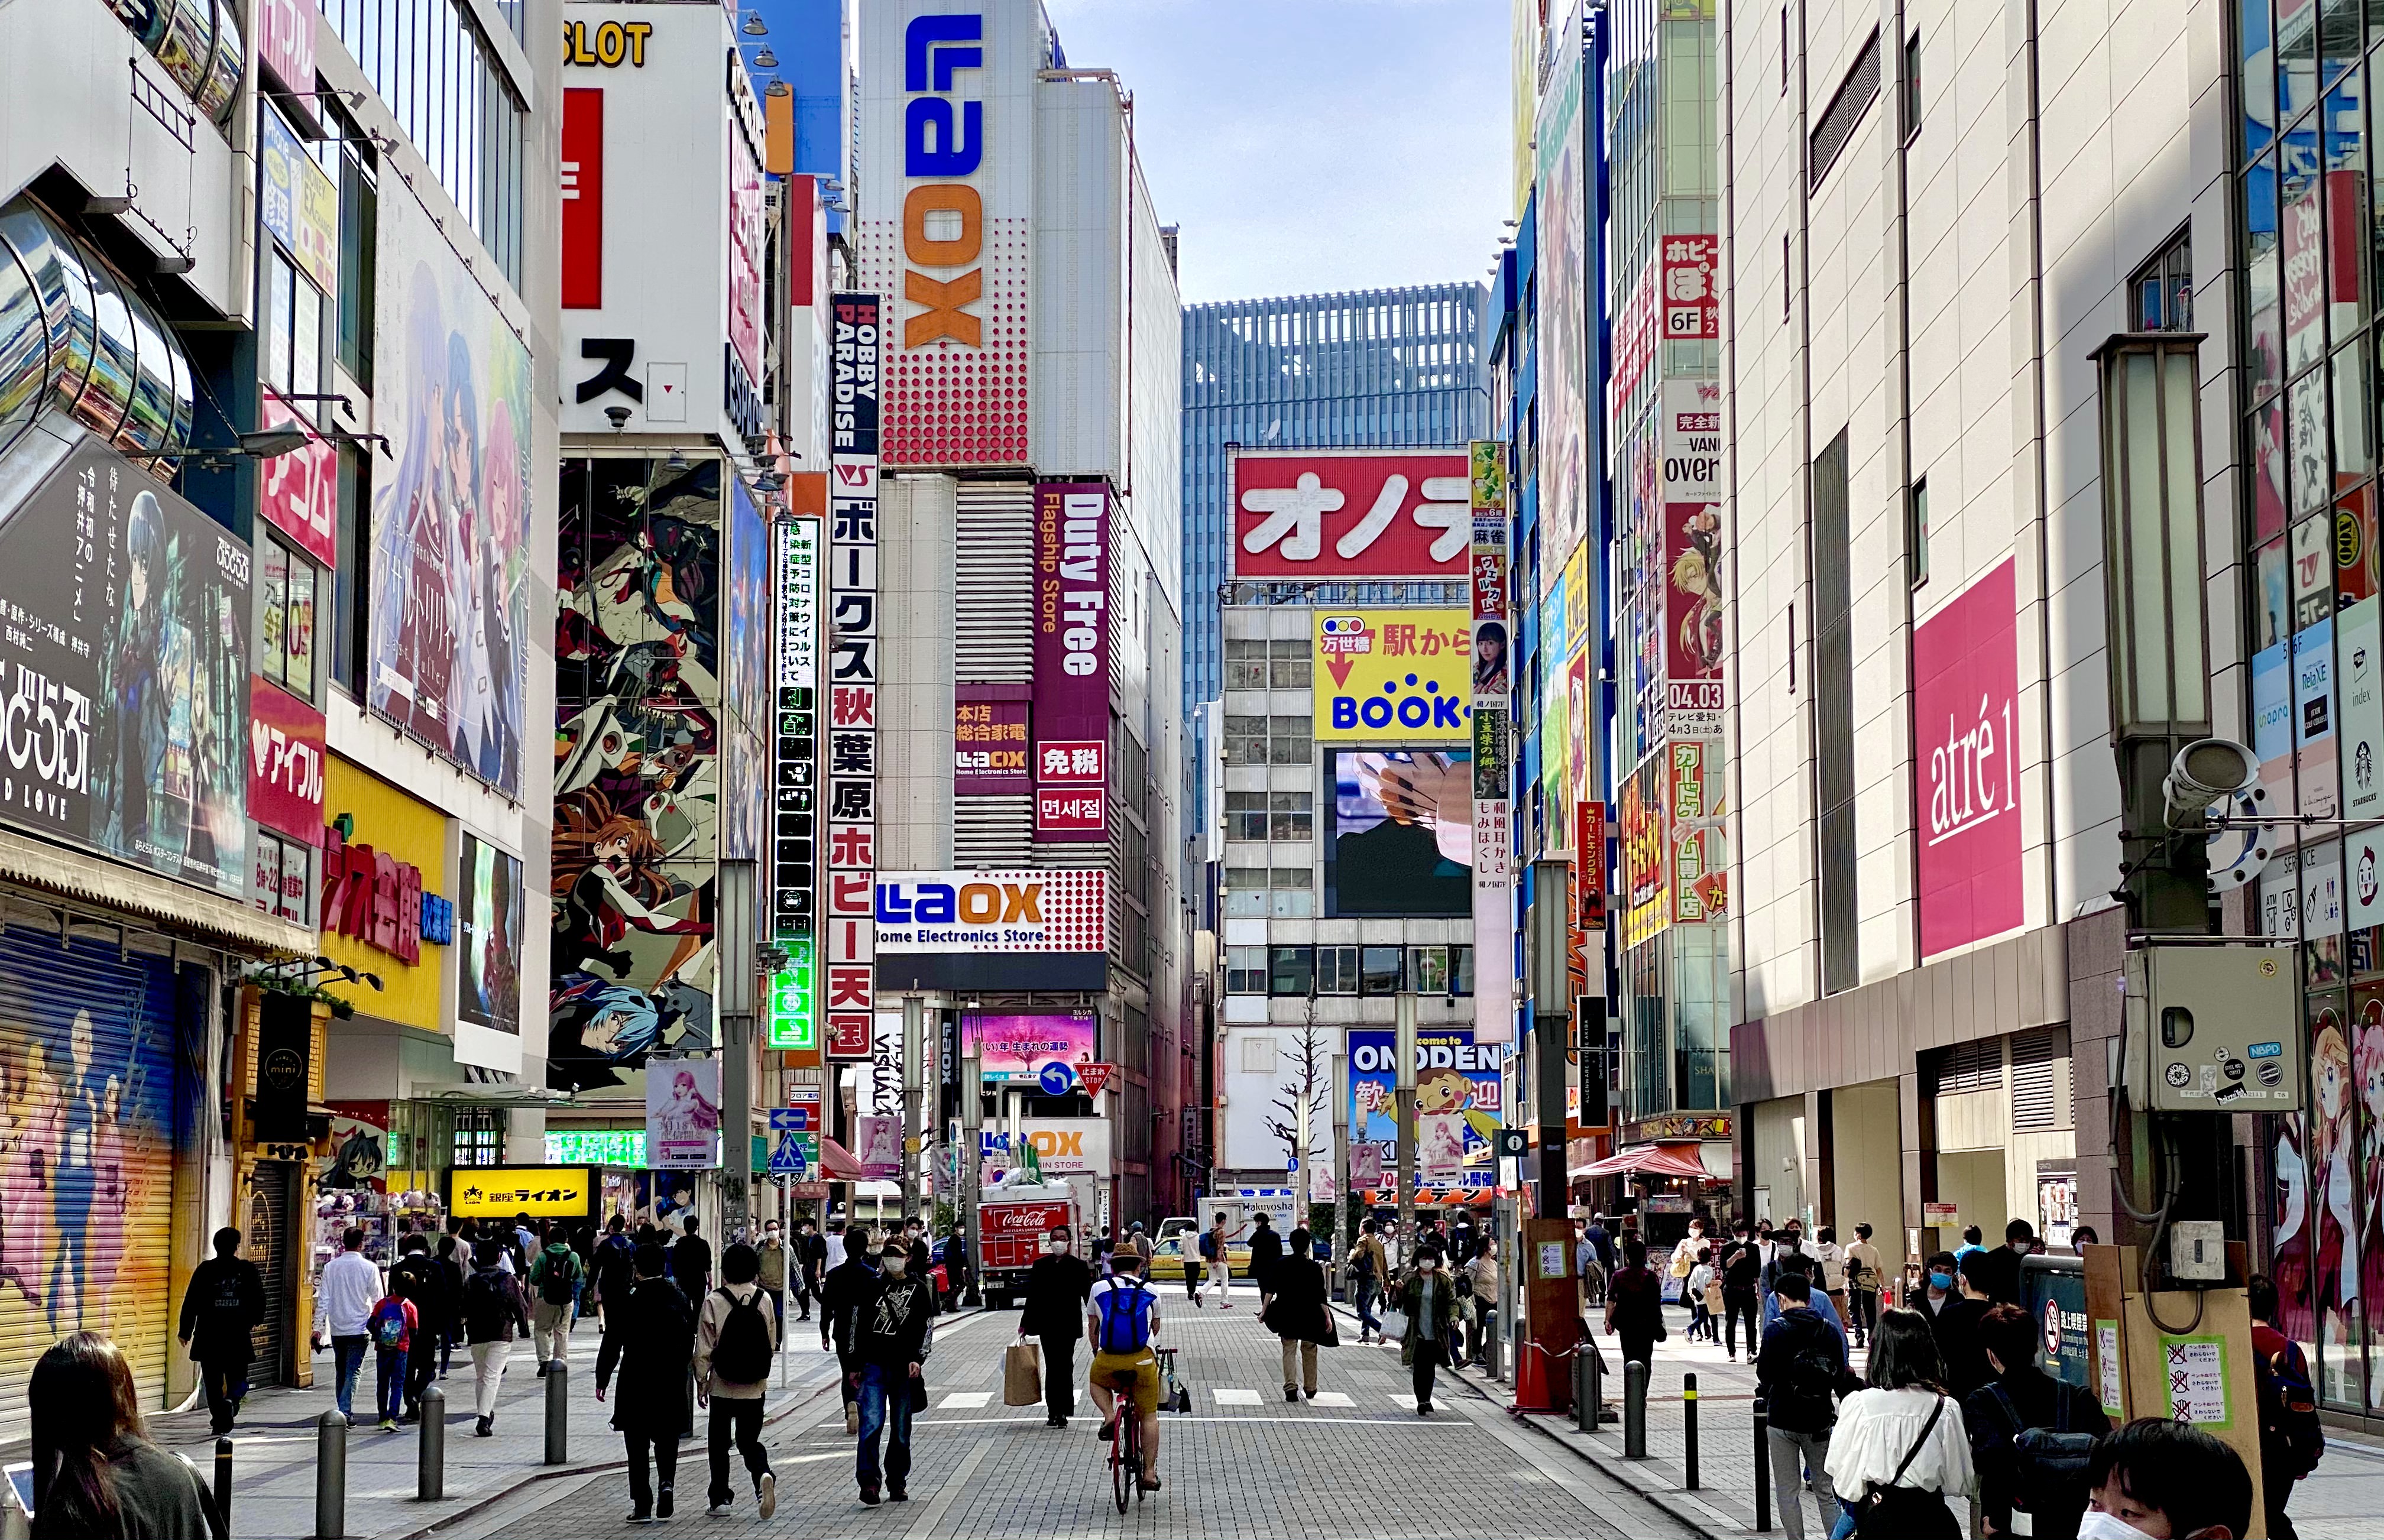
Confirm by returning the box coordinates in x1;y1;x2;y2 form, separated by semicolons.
248;676;326;843
1229;450;1470;579
561;89;604;310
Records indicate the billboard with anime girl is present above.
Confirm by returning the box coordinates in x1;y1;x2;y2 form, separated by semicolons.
549;457;723;1095
365;192;531;796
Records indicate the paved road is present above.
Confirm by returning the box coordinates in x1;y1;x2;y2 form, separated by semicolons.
472;1280;1702;1539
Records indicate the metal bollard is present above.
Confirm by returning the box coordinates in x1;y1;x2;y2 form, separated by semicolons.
543;1361;569;1465
1624;1359;1648;1458
313;1410;346;1540
213;1438;232;1535
417;1385;445;1501
1582;1337;1603;1432
1753;1396;1771;1532
1683;1372;1699;1489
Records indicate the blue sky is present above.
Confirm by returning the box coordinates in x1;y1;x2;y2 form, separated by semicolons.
751;0;1512;306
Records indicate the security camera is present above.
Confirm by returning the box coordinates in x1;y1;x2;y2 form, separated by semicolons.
2162;737;2258;829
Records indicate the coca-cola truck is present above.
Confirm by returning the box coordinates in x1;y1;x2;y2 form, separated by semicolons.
976;1178;1082;1308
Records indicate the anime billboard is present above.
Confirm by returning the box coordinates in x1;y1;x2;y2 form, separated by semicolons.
550;458;723;1095
367;190;532;796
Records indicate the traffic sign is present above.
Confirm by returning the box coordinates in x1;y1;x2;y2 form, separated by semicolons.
767;1108;805;1132
767;1130;816;1177
1077;1061;1116;1098
1038;1061;1076;1096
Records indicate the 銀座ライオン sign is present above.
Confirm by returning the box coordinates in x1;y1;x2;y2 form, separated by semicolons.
445;1165;598;1220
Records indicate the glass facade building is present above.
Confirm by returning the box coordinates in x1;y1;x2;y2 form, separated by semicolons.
1180;285;1490;824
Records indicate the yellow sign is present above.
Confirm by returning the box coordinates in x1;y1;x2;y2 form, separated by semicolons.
1313;609;1473;743
320;756;448;1032
445;1165;597;1221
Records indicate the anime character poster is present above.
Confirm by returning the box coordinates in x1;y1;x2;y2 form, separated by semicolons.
1348;1027;1508;1203
321;1102;390;1192
2312;1000;2362;1401
366;192;532;796
2356;990;2384;1405
0;436;250;898
549;457;723;1095
457;835;523;1035
645;1059;721;1170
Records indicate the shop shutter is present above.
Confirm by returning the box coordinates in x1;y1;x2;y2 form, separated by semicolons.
955;796;1033;865
1925;1037;2001;1097
0;926;183;1442
2009;1029;2068;1132
245;1162;299;1389
955;482;1033;683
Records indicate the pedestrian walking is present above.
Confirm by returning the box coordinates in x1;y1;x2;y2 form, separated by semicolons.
1965;1303;2108;1540
1669;1216;1711;1288
595;1243;695;1525
2249;1273;2324;1540
1019;1226;1094;1427
1394;1249;1460;1415
1685;1248;1718;1344
309;1225;383;1426
670;1214;714;1299
852;1238;935;1505
2081;1419;2254;1540
1928;1253;1996;1399
435;1234;466;1375
1196;1210;1236;1308
366;1275;419;1432
1968;1220;2032;1308
1349;1218;1389;1341
1085;1246;1166;1491
1584;1214;1616;1275
29;1332;224;1540
529;1221;584;1372
822;1228;880;1434
696;1243;779;1520
1263;1227;1336;1400
756;1220;791;1338
795;1217;828;1321
1247;1211;1282;1308
1721;1223;1763;1361
591;1214;637;1328
1827;1308;1974;1540
1605;1238;1665;1370
390;1234;449;1422
1844;1224;1883;1347
823;1217;848;1273
901;1217;932;1279
941;1222;971;1305
1815;1226;1849;1322
461;1240;529;1437
1915;1250;1959;1322
1465;1235;1500;1364
1757;1272;1852;1540
177;1227;264;1437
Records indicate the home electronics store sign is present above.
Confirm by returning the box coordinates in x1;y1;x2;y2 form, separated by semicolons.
874;870;1108;952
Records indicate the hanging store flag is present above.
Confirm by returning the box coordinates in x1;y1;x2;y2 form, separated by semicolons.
768;511;821;1053
1032;481;1110;841
826;293;881;1059
1469;442;1516;1045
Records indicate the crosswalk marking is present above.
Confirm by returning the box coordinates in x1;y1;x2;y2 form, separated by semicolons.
1212;1387;1261;1405
1307;1390;1354;1408
939;1390;994;1409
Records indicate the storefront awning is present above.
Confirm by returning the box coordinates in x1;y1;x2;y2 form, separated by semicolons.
817;1136;870;1182
1575;1144;1718;1182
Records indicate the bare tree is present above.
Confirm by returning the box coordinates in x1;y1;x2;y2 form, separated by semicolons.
1263;1009;1332;1177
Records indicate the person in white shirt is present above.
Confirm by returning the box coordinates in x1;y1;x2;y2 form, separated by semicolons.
310;1225;386;1425
1825;1308;1975;1535
824;1220;848;1273
1813;1226;1849;1324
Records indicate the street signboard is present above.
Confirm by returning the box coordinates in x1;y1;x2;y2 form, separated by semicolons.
1078;1061;1116;1098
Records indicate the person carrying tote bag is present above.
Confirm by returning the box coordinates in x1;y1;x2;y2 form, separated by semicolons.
1826;1309;1975;1540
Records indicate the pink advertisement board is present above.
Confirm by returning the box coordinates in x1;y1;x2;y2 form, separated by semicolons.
1032;481;1110;841
1914;558;2023;959
966;1010;1099;1084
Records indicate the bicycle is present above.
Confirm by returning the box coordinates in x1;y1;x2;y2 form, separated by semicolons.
1105;1369;1145;1513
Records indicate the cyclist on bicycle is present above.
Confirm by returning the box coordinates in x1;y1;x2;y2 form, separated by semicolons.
1085;1247;1163;1493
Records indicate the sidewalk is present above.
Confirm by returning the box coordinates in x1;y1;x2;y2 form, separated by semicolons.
130;1308;863;1540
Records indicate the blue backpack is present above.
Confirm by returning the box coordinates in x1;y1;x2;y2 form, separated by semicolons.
1094;1279;1154;1353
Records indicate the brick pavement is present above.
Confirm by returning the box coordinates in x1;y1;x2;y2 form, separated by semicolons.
473;1278;1700;1539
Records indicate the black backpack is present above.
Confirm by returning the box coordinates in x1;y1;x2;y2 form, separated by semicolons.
2259;1337;2327;1480
712;1288;773;1382
1773;1333;1844;1432
1985;1382;2097;1526
535;1252;579;1306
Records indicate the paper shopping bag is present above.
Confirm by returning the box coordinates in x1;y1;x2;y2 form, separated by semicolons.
1003;1341;1042;1406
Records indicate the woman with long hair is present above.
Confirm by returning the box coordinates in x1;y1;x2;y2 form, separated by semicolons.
1822;1309;1973;1539
30;1332;221;1538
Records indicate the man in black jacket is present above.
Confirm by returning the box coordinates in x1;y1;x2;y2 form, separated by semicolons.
177;1227;264;1435
590;1214;637;1327
670;1215;714;1299
596;1243;697;1525
794;1217;828;1320
1931;1252;1998;1399
389;1233;450;1424
1965;1302;2110;1540
1018;1227;1094;1427
820;1230;881;1434
1754;1273;1845;1540
1246;1213;1284;1308
1719;1224;1764;1362
1970;1219;2033;1309
853;1239;936;1505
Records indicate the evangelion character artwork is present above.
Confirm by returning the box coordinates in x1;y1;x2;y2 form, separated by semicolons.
549;458;724;1094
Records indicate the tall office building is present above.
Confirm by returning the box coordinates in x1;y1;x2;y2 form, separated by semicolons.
1180;284;1492;825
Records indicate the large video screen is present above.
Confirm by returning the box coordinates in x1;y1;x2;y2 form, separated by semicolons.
1324;750;1472;916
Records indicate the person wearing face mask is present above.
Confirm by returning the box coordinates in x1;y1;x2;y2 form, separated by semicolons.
1928;1253;1997;1399
1965;1220;2033;1308
902;1218;933;1282
1964;1303;2108;1540
1914;1252;1960;1322
820;1228;881;1435
851;1241;935;1505
2076;1419;2255;1540
1394;1246;1460;1414
1605;1239;1666;1373
1019;1228;1094;1428
756;1221;789;1341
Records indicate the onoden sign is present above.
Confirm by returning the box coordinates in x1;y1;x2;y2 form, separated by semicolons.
1313;609;1473;743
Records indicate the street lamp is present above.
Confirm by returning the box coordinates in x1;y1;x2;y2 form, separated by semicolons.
1395;991;1418;1266
902;994;925;1222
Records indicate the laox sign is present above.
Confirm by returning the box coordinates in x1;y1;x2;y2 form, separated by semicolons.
876;878;1042;925
900;14;986;348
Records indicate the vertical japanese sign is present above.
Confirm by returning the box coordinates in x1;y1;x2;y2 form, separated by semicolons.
560;88;604;309
826;294;881;1059
1660;234;1721;340
769;513;820;1053
1469;441;1515;1046
1032;481;1110;841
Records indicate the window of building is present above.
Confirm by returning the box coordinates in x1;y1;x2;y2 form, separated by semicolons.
1317;945;1359;994
1224;714;1268;765
1225;946;1266;994
1900;31;1922;141
1269;945;1313;996
1452;944;1475;997
452;1110;502;1167
325;98;377;387
1225;637;1268;690
1225;865;1269;917
2129;229;2192;331
1809;28;1881;191
1269;866;1313;919
1268;715;1311;766
333;442;370;695
1783;232;1792;323
263;250;326;403
1907;478;1929;589
255;532;320;699
251;830;312;925
1813;430;1859;994
1269;792;1313;840
1360;945;1404;996
1408;945;1450;995
1239;1035;1277;1075
1225;791;1269;842
1268;636;1311;688
1780;5;1789;93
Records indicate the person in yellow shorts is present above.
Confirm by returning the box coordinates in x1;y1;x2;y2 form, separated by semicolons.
1084;1250;1162;1492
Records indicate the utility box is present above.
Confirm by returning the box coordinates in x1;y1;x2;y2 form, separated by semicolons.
2121;944;2302;1114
